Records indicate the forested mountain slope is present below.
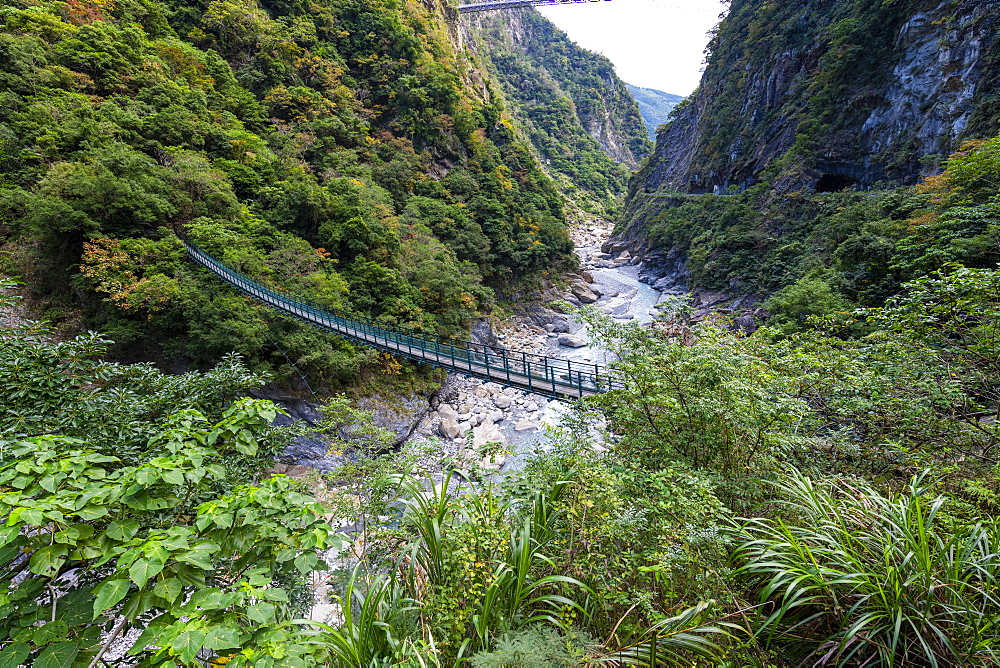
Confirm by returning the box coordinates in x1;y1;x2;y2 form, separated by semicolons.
462;8;649;218
0;0;578;389
618;0;1000;309
625;83;682;141
5;1;1000;664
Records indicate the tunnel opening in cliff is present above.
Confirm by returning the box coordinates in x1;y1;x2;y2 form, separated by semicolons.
815;173;859;193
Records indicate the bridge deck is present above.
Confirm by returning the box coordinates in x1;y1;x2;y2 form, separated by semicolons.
184;241;618;399
457;0;610;13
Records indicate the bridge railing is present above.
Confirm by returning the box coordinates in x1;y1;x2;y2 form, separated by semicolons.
183;238;621;397
457;0;610;13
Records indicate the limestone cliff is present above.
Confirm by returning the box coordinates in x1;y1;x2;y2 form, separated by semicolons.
612;0;1000;306
628;0;999;200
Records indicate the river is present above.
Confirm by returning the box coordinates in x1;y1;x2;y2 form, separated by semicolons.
496;225;662;469
277;221;661;474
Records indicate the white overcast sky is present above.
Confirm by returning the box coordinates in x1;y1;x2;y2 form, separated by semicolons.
535;0;728;96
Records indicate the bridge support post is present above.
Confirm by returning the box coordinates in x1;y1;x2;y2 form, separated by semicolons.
523;351;533;393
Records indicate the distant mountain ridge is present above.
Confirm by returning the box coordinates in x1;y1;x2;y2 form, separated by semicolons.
626;85;683;141
462;9;650;217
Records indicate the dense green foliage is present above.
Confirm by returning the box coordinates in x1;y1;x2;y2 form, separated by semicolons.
7;257;1000;664
626;134;1000;312
4;0;1000;662
736;473;1000;665
0;0;576;387
289;256;1000;665
625;84;682;141
0;297;342;664
469;8;649;218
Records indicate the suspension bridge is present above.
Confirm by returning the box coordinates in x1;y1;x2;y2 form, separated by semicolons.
457;0;610;14
184;240;619;399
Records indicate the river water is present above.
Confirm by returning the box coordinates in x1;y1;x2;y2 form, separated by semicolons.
498;239;662;469
277;227;661;473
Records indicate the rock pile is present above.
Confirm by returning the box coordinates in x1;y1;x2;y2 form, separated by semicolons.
571;219;640;273
408;375;550;471
569;219;614;248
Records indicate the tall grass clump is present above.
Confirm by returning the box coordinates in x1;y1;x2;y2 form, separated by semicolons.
611;600;743;665
394;474;590;659
733;471;1000;666
301;566;422;666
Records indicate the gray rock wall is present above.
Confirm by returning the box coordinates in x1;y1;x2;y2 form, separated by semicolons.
627;0;998;200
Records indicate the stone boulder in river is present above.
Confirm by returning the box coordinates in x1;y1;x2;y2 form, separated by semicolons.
570;282;598;304
439;418;461;439
557;334;587;348
473;419;505;449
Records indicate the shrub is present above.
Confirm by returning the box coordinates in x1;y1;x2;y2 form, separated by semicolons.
763;275;855;332
733;471;1000;666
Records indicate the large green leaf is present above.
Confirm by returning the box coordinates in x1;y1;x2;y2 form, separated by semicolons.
261;588;289;603
92;579;132;618
203;625;241;649
153;577;183;604
177;543;217;570
19;508;44;525
105;519;139;541
246;602;276;625
34;641;79;668
171;629;206;664
129;558;164;588
0;642;29;668
29;544;67;576
161;469;185;486
293;552;317;575
0;525;20;548
32;620;69;646
76;505;109;521
187;587;226;610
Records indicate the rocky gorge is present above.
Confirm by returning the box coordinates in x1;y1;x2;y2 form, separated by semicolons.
626;0;999;200
601;0;1000;317
276;217;673;475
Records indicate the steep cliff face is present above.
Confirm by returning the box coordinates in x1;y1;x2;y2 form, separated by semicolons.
460;8;650;216
630;0;999;199
612;0;1000;310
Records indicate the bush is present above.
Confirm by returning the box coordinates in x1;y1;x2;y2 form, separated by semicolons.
733;471;1000;666
763;275;855;332
468;627;596;667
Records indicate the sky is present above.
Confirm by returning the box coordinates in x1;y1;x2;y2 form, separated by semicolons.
535;0;728;96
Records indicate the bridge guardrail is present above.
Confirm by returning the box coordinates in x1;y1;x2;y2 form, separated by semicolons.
457;0;610;13
183;239;621;399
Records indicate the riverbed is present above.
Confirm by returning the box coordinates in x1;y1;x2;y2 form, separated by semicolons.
278;220;661;474
494;222;663;469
